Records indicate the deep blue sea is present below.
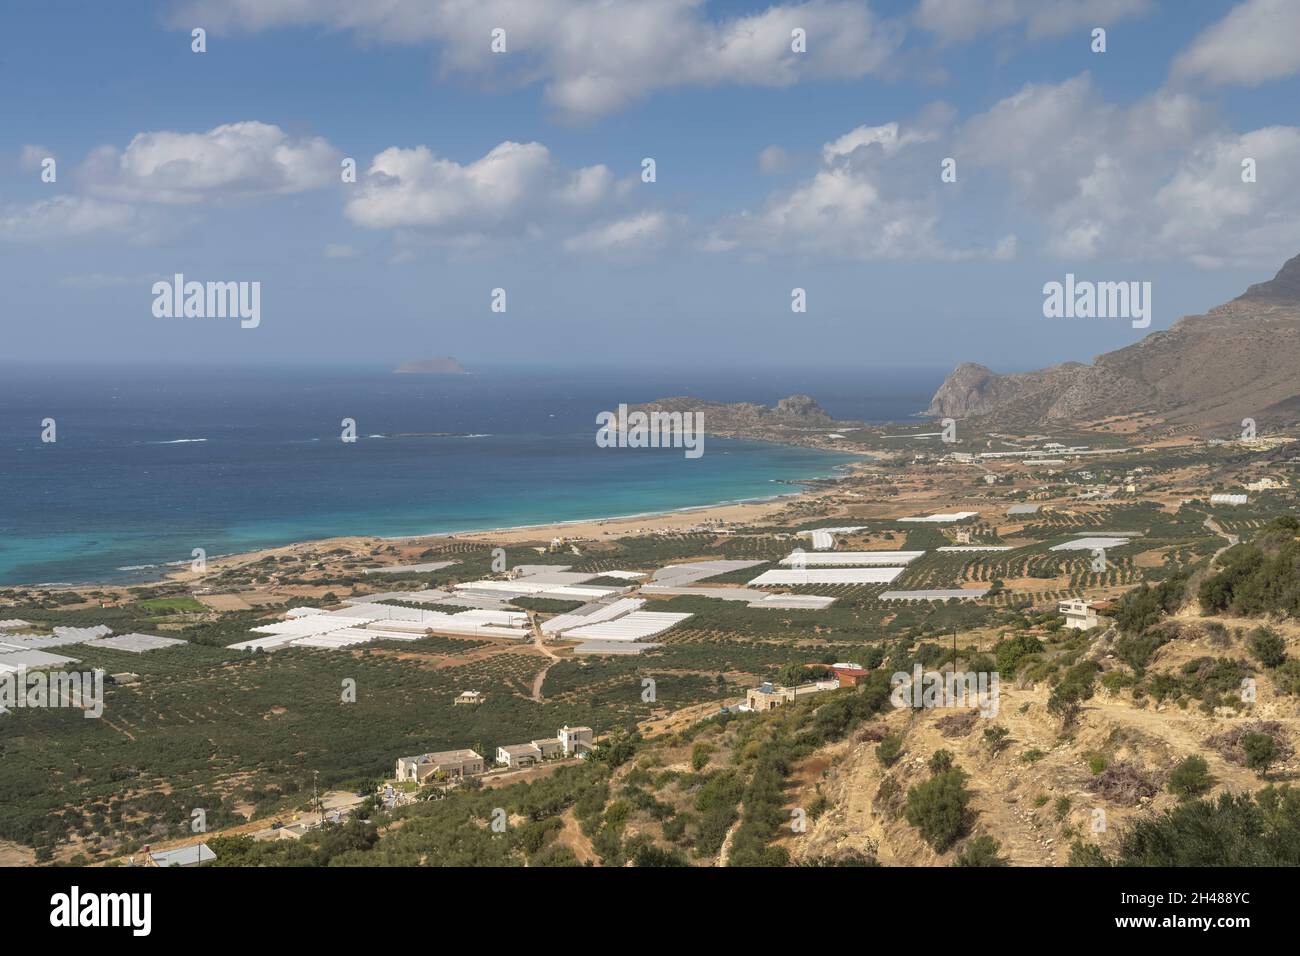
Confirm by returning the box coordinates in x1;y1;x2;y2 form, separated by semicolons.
0;364;944;586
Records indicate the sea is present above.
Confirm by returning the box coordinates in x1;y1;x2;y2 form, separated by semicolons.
0;364;945;586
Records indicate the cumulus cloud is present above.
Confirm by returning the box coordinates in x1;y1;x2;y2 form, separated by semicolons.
0;196;142;241
1173;0;1300;86
958;73;1300;265
563;211;676;254
916;0;1152;43
822;121;938;162
1154;126;1300;267
172;0;902;120
344;140;622;245
79;121;339;203
716;73;1300;268
709;110;997;260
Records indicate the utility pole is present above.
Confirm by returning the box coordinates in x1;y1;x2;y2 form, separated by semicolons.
313;770;323;825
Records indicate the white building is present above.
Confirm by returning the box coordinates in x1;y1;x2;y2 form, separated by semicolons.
1058;599;1098;630
558;725;594;755
1245;478;1287;491
396;749;485;783
496;743;543;768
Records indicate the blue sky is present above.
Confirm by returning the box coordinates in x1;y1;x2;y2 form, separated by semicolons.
4;0;1300;372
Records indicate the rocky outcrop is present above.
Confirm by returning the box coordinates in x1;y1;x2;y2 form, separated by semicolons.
634;394;836;429
627;394;850;447
1237;251;1300;303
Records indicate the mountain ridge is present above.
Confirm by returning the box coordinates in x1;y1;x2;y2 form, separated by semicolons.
925;253;1300;431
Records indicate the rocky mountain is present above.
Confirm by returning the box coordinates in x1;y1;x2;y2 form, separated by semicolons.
925;252;1300;431
393;356;467;375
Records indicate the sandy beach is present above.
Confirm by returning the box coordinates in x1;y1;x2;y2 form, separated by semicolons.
125;465;870;592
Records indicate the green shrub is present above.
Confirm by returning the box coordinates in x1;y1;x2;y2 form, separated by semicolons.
876;735;904;768
1167;755;1212;799
690;742;714;772
905;768;972;852
1249;627;1287;668
928;749;954;774
1242;733;1277;778
953;834;1007;867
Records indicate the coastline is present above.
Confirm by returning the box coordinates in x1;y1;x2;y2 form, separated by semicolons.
174;469;860;582
8;457;871;592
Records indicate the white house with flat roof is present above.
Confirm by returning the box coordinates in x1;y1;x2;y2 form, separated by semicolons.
396;749;485;783
496;743;543;768
1058;599;1098;630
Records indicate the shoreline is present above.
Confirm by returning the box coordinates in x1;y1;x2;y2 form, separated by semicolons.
9;459;872;591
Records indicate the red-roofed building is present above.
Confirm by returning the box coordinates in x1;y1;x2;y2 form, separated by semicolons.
832;665;870;687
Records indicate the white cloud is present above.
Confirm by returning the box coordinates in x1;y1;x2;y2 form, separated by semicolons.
916;0;1152;43
79;121;339;203
1;122;337;242
344;140;617;242
1153;126;1300;266
0;196;141;241
710;110;989;261
958;73;1300;265
173;0;902;120
717;74;1300;268
822;121;937;162
563;211;675;254
1173;0;1300;86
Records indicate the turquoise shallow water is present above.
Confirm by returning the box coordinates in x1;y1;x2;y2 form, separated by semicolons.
0;365;945;586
